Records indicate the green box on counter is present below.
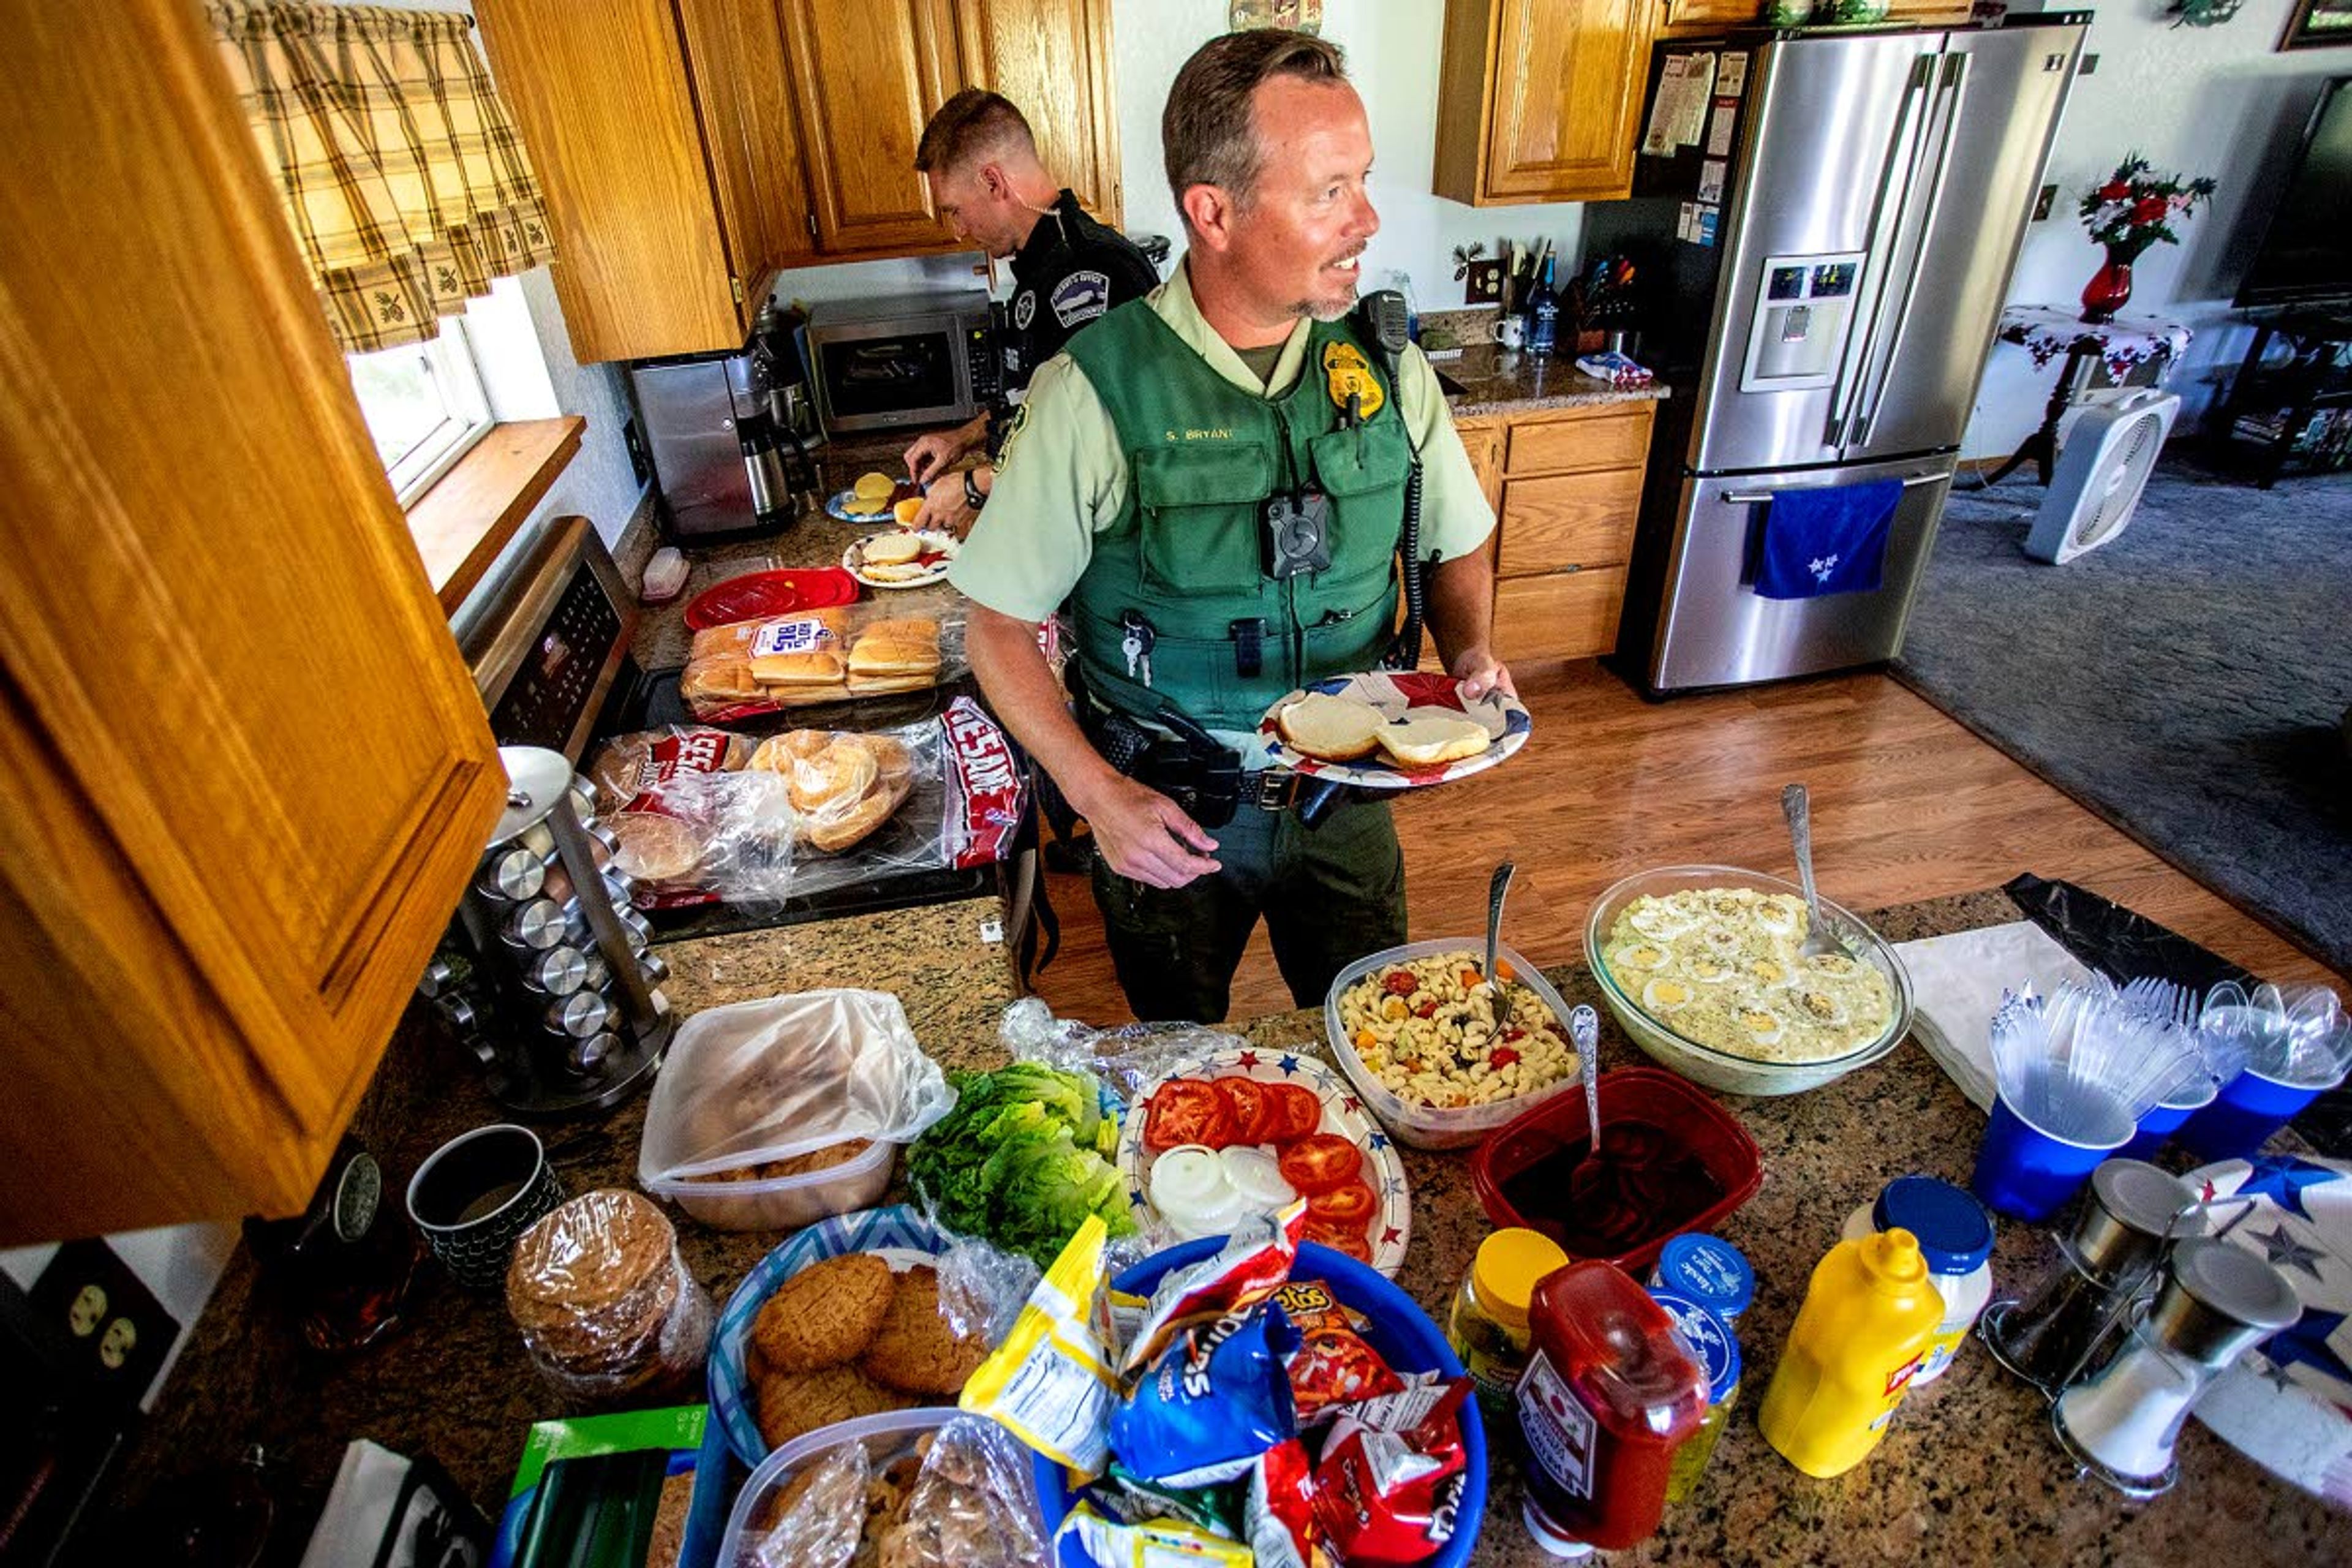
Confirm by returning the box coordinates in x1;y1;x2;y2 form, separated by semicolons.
490;1404;731;1568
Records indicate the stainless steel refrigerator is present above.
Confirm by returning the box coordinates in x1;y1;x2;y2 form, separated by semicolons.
1606;17;2087;695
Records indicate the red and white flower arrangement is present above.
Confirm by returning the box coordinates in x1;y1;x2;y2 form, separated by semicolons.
2078;155;2218;263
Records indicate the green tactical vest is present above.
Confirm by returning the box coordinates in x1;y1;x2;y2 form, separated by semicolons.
1060;301;1413;733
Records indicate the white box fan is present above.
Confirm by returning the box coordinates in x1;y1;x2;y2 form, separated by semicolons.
2022;388;2179;564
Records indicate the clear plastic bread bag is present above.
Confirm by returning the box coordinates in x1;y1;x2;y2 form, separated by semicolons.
638;989;956;1189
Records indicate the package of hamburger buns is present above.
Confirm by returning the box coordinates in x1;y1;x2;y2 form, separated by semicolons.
605;697;1026;913
679;588;965;723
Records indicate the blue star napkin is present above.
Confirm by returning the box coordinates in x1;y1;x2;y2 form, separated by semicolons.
1754;478;1902;600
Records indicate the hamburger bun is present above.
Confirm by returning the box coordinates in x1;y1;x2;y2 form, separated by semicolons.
1374;710;1491;767
892;496;924;526
861;531;925;567
853;471;895;506
1276;692;1387;762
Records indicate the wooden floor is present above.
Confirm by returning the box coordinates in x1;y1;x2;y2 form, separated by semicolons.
1031;660;2340;1025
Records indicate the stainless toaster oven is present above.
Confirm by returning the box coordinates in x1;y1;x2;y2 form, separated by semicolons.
804;291;998;434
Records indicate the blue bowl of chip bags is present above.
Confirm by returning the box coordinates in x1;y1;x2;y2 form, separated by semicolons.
1033;1237;1487;1567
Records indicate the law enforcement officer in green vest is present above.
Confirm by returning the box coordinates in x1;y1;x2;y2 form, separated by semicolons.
946;29;1509;1023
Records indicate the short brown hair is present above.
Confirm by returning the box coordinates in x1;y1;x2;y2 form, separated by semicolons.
914;88;1035;174
1163;29;1347;219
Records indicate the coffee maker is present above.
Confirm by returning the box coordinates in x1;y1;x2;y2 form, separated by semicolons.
627;303;820;541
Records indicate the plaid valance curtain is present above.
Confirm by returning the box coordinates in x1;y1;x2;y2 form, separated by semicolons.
208;3;556;353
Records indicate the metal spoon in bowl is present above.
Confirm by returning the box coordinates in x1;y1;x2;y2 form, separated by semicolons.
1483;861;1516;1028
1781;782;1844;961
1567;1004;1607;1205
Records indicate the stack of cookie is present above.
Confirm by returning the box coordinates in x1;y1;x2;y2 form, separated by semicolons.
507;1189;714;1403
748;1254;989;1452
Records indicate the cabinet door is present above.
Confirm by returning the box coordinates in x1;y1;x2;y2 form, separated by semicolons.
1494;568;1631;662
0;1;505;1241
783;0;963;254
959;0;1123;227
678;0;821;298
1661;0;1760;36
1434;0;1657;205
475;0;743;361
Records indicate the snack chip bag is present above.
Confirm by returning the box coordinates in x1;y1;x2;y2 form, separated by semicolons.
1110;1302;1300;1489
1270;1278;1404;1420
1311;1378;1473;1566
961;1215;1118;1474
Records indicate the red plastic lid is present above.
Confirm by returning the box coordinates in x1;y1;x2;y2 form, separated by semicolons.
683;567;862;631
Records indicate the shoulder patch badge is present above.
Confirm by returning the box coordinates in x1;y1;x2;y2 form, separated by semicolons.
1013;289;1037;331
1321;339;1385;420
1050;270;1110;328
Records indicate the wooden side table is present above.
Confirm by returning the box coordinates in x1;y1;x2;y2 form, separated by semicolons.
1982;307;2192;488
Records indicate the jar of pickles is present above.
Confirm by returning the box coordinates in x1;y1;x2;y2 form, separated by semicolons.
1450;1228;1570;1418
1648;1289;1741;1504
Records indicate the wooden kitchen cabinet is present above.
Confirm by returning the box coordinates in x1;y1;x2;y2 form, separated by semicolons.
1660;0;1971;37
475;0;809;364
475;0;1124;362
0;2;506;1243
1434;0;1658;205
1487;401;1657;663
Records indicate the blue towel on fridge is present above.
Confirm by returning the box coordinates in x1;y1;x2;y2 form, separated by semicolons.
1754;479;1902;600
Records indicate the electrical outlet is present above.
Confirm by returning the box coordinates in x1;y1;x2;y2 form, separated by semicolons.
622;417;654;488
28;1238;175;1409
2033;184;2057;221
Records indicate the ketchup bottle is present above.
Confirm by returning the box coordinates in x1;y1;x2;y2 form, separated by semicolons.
1514;1260;1709;1555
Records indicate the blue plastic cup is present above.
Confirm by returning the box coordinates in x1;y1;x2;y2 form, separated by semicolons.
1971;1088;2133;1223
2118;1076;2220;1163
2174;1063;2345;1162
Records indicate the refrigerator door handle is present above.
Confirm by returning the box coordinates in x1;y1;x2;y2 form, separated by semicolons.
1823;55;1936;450
1718;471;1948;505
1858;52;1972;446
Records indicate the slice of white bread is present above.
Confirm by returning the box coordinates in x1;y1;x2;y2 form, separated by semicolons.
1375;710;1491;767
1276;692;1387;762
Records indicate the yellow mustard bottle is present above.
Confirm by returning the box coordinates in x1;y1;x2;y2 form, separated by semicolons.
1757;1227;1944;1478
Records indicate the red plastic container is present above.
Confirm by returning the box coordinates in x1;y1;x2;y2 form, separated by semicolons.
683;566;861;631
1471;1067;1762;1275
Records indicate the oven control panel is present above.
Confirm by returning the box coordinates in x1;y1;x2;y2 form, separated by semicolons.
456;514;637;764
486;567;624;752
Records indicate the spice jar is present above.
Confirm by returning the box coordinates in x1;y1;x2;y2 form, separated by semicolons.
1981;1159;2192;1395
1840;1176;1994;1384
1450;1228;1570;1419
1646;1289;1741;1505
2051;1237;2301;1496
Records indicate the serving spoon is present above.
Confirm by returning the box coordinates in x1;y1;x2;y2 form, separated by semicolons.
1781;782;1843;961
1483;861;1516;1027
1567;1004;1607;1205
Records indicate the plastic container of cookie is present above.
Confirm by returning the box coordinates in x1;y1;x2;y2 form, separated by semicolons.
638;990;954;1231
717;1409;1044;1567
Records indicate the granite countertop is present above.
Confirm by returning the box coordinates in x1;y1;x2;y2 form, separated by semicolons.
1436;340;1670;420
115;886;2350;1564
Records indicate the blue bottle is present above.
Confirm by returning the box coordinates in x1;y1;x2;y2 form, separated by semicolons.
1525;255;1560;357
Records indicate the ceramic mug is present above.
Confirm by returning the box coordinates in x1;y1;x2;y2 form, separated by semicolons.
404;1123;565;1290
1491;315;1526;351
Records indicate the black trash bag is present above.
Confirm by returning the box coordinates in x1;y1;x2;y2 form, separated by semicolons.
2003;873;2255;992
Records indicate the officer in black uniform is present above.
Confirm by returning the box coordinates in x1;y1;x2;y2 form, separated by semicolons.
902;89;1159;537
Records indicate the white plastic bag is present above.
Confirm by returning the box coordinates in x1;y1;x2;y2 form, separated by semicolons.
638;990;956;1185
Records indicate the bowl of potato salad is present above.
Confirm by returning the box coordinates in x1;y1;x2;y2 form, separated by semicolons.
1585;866;1913;1097
1325;940;1583;1149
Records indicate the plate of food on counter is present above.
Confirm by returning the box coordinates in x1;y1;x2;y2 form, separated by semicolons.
1259;670;1532;788
1117;1046;1410;1275
826;470;924;524
709;1207;993;1469
843;527;959;589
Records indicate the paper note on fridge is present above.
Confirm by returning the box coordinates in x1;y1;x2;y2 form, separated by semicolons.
1706;101;1737;158
1642;53;1717;156
1697;160;1727;206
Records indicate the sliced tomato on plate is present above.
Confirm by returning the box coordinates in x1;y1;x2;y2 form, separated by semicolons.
1216;1077;1282;1144
1306;1179;1379;1225
1302;1218;1373;1261
1277;1133;1364;1194
1144;1079;1238;1151
1267;1082;1323;1142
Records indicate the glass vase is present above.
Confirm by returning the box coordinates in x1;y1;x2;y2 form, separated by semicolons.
2079;251;2133;325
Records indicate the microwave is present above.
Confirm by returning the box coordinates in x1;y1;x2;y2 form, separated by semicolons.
804;291;999;435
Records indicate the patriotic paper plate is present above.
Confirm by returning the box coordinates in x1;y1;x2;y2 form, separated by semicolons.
842;529;958;590
2182;1155;2352;1504
1116;1046;1411;1278
1257;670;1532;790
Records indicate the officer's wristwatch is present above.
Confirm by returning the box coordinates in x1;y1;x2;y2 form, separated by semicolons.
963;469;986;511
